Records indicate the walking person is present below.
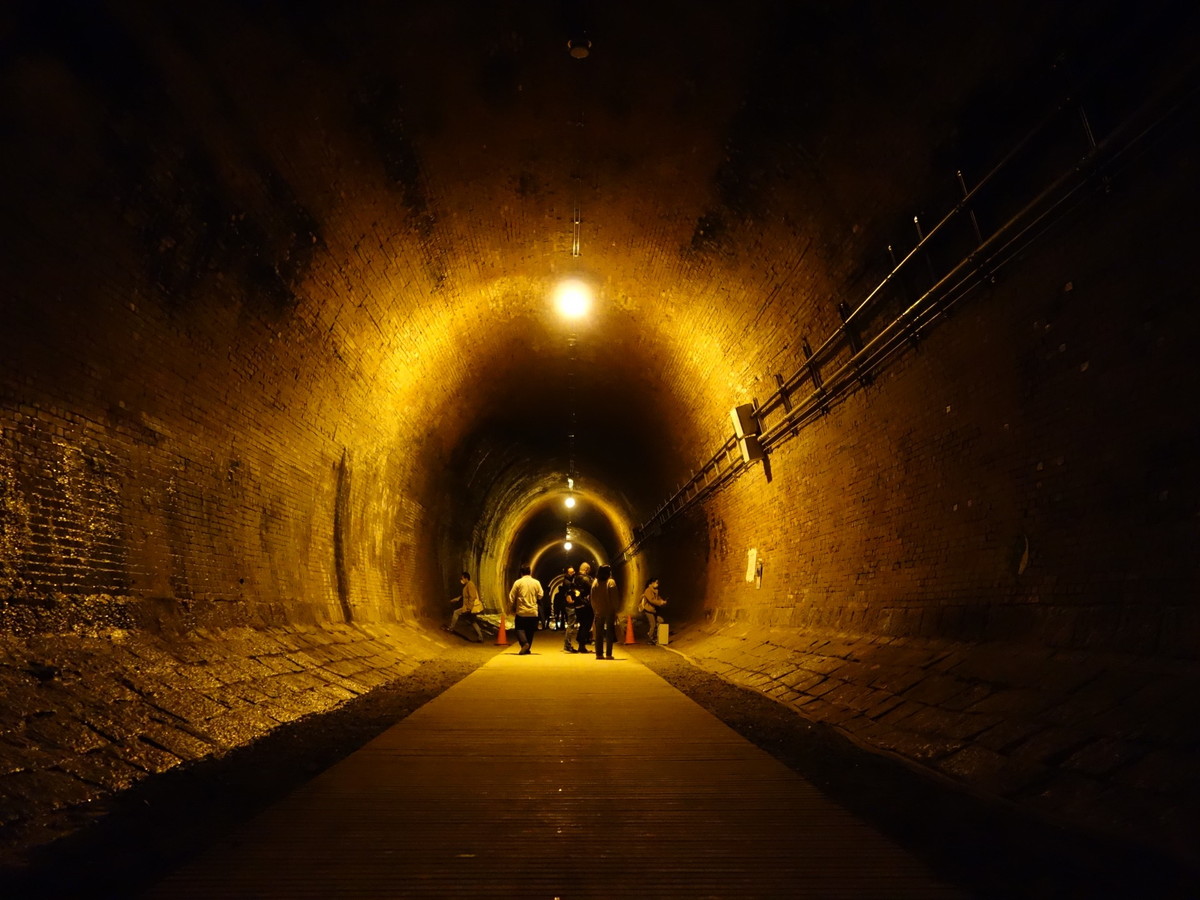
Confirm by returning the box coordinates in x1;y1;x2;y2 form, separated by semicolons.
640;577;668;645
508;564;543;655
574;561;595;654
590;564;620;659
445;571;484;642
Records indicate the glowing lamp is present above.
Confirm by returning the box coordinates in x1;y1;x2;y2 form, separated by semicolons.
565;496;576;508
554;279;592;319
564;541;573;550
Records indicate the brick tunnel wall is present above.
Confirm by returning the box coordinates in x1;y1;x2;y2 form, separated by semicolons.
643;88;1200;865
0;3;484;854
1;0;1198;874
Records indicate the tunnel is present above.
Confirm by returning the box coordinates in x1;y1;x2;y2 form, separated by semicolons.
1;0;1199;895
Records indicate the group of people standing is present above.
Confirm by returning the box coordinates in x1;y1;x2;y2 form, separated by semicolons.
447;565;668;654
509;561;621;658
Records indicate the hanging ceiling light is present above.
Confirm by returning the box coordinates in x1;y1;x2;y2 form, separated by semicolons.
565;495;576;509
554;278;592;319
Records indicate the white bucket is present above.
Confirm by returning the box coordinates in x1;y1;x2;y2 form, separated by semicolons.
657;623;670;646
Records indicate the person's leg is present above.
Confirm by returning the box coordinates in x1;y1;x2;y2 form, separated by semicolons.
564;611;577;651
577;610;593;652
465;612;483;642
644;611;658;643
516;615;537;652
597;614;613;658
449;608;462;633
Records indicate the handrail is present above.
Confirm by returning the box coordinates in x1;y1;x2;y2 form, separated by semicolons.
614;64;1200;567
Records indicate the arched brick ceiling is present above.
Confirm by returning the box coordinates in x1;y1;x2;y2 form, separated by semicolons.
2;0;1183;617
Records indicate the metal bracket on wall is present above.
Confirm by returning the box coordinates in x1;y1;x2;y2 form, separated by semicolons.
614;58;1200;567
801;338;827;415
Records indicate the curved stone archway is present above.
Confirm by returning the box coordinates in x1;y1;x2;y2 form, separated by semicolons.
1;0;1199;877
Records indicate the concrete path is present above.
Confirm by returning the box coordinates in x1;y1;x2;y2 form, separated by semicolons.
145;642;966;899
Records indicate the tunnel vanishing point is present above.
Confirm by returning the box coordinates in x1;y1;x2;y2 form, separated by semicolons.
1;0;1199;891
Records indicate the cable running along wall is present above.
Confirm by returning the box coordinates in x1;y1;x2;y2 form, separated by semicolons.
616;62;1200;566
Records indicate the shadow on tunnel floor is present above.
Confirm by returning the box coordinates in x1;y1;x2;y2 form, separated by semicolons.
5;636;1197;899
0;641;503;900
629;643;1200;900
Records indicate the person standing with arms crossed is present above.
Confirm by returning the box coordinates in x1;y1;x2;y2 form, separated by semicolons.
589;564;620;659
508;564;543;655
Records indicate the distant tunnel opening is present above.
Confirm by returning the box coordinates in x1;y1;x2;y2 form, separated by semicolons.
1;0;1199;884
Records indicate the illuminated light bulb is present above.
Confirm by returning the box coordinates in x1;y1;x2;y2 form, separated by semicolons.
564;541;573;550
554;279;592;319
565;496;576;508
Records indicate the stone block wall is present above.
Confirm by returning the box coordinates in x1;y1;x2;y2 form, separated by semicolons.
0;622;447;863
643;54;1200;867
671;620;1200;867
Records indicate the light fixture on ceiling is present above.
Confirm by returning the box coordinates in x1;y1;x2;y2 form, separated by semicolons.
567;38;591;59
565;495;576;509
554;278;592;319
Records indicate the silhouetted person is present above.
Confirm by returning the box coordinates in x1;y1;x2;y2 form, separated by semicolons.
508;564;543;655
446;571;483;642
590;564;619;659
552;576;569;631
574;561;594;653
537;582;551;631
640;577;667;645
561;566;580;652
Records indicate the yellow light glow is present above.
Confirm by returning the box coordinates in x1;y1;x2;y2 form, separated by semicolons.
554;279;592;319
564;541;573;550
565;496;576;508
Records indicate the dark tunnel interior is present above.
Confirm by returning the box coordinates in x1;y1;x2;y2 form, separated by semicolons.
1;0;1199;892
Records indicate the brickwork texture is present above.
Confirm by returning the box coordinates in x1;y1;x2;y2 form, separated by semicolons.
0;0;1197;873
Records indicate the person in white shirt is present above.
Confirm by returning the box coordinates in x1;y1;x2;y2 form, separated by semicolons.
508;564;544;655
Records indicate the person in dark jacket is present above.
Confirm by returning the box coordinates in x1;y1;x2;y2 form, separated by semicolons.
574;561;594;654
589;564;620;659
552;577;569;631
561;567;579;652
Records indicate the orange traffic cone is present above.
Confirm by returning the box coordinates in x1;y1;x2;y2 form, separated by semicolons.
622;613;636;645
495;610;509;646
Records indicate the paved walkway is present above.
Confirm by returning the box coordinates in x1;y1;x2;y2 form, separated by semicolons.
145;642;966;899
